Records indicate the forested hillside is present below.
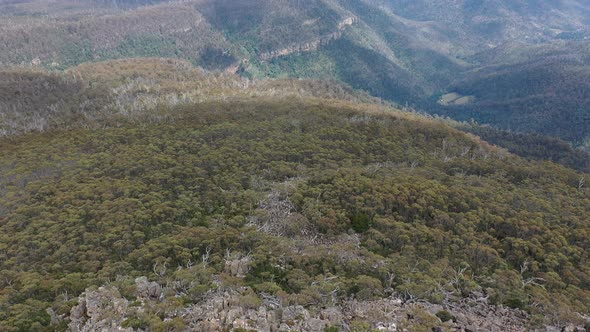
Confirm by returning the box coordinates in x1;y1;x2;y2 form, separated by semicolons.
0;58;380;137
1;0;589;147
1;1;590;330
457;123;590;173
0;60;589;331
435;41;590;148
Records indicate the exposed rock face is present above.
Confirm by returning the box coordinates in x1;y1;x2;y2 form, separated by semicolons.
431;296;529;332
223;254;251;278
259;17;359;60
135;276;162;300
68;286;131;332
185;292;334;332
181;293;539;332
66;276;586;332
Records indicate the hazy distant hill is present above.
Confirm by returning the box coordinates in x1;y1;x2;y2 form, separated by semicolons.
382;0;590;44
0;0;589;146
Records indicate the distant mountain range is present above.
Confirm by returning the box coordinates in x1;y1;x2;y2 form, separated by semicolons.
0;0;589;147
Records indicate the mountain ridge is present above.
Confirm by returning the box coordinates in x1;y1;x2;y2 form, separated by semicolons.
1;3;590;331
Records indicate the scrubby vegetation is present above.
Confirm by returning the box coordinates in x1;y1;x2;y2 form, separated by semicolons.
0;58;381;137
1;0;588;149
0;1;589;328
0;61;589;330
457;124;590;172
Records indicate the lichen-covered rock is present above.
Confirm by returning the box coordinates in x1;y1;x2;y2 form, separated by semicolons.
320;307;344;325
224;255;251;277
281;305;311;322
304;318;329;331
68;286;130;332
66;277;572;332
135;276;162;300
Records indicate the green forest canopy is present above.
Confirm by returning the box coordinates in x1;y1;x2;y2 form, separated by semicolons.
0;94;589;330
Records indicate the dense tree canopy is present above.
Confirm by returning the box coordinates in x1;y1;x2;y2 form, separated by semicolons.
0;94;589;330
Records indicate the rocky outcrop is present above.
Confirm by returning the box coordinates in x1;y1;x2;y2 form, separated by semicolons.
135;276;163;300
223;254;251;278
259;16;359;60
68;286;131;332
170;291;545;332
67;277;589;332
184;291;338;332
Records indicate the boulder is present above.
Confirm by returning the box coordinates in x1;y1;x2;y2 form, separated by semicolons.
304;318;329;331
67;286;130;332
224;256;252;277
135;276;162;300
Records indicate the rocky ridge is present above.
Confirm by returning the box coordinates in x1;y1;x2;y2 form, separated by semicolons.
62;276;589;332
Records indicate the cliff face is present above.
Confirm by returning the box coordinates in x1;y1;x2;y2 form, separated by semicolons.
62;276;588;332
259;16;359;60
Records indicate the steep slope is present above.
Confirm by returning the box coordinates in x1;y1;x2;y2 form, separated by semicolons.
434;40;590;147
3;0;587;147
0;62;589;331
457;123;590;172
0;1;235;69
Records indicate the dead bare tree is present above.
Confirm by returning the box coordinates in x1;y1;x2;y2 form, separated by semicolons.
520;259;545;289
202;245;212;267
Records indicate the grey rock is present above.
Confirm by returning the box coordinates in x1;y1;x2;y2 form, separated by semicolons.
67;286;130;332
135;276;162;300
320;307;344;325
305;318;329;331
426;305;444;316
224;256;252;277
225;308;244;324
282;305;311;322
